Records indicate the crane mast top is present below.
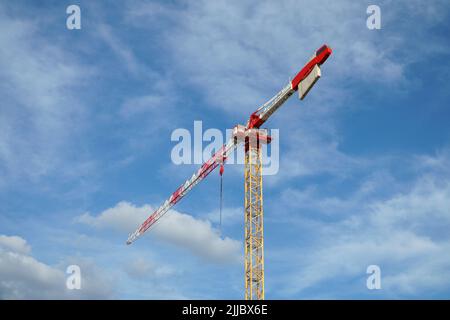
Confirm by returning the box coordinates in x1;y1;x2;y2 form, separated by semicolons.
126;44;332;245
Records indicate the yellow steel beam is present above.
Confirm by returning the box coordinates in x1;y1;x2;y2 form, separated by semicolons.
244;145;264;300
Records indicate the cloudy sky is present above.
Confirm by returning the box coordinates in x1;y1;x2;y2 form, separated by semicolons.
1;0;450;299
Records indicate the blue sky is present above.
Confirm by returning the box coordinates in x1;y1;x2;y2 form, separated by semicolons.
1;0;450;299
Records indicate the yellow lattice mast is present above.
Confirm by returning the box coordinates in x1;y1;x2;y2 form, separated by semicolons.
243;130;270;300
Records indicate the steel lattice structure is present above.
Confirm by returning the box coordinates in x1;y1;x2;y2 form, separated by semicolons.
244;144;265;300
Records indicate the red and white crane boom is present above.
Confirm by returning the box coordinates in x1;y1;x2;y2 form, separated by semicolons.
126;45;332;245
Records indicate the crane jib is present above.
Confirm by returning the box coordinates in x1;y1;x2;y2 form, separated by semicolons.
129;140;235;243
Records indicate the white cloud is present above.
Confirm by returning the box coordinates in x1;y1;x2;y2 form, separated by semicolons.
279;127;363;180
273;154;450;297
277;169;398;218
204;207;243;226
119;78;178;125
0;235;31;255
152;210;241;264
126;0;413;116
280;231;440;295
415;147;450;176
120;94;165;118
0;249;65;299
96;23;140;75
124;257;177;280
0;235;113;299
78;201;242;264
124;1;369;187
77;201;150;232
0;5;93;186
122;0;450;185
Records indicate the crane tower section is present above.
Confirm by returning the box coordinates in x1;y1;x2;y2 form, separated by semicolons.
235;127;271;300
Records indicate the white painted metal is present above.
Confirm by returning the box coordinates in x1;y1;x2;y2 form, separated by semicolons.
299;64;321;100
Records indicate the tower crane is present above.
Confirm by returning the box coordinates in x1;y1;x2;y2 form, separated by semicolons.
126;45;332;300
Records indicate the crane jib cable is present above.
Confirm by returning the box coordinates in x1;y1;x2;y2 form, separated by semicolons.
219;164;224;237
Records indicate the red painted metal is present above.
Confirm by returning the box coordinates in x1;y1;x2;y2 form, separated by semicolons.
291;44;332;90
